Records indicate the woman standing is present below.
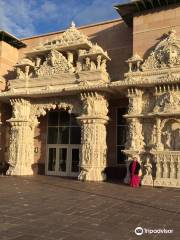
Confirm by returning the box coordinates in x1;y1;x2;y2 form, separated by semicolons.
129;157;142;187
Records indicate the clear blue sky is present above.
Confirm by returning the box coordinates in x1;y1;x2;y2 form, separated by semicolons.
0;0;127;38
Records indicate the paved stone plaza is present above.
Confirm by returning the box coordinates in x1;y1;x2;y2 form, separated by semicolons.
0;176;179;240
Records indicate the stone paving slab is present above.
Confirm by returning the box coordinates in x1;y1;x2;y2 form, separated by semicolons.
0;176;179;240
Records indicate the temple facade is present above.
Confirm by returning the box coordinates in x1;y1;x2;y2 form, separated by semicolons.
0;0;180;187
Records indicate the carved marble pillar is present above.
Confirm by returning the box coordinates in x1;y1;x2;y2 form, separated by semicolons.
170;161;176;179
125;118;144;151
124;88;144;183
162;161;169;178
156;160;163;178
155;117;164;150
78;92;109;181
7;99;36;175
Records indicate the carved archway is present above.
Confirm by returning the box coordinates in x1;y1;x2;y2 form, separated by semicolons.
30;97;82;120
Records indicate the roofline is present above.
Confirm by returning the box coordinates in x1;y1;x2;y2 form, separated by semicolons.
0;30;26;48
114;0;180;26
20;18;122;41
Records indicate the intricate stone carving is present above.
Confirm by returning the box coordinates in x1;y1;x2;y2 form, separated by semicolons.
35;49;75;77
142;30;180;71
7;98;36;175
12;22;110;91
149;151;180;187
7;97;82;176
141;155;154;185
127;88;143;115
10;99;31;120
161;119;180;151
31;97;81;118
15;58;34;79
153;91;180;113
125;118;144;151
78;92;109;181
126;54;143;72
81;92;108;117
35;22;92;51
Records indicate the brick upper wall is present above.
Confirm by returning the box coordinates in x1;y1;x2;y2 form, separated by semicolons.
133;4;180;58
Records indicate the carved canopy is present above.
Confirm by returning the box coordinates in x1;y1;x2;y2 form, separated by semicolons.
14;22;110;80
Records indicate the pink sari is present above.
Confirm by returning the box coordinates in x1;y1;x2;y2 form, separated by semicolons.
130;160;140;187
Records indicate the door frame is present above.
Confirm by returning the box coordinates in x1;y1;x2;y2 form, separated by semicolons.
46;144;81;177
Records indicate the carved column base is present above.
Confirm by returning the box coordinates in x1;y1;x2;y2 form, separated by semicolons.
78;166;106;181
141;176;153;186
7;164;34;176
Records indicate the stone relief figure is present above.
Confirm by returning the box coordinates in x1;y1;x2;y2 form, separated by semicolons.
35;57;41;67
144;156;152;176
100;59;107;72
36;49;74;76
76;61;83;72
97;55;102;70
126;118;144;150
48;50;57;66
143;122;156;148
161;120;180;150
153;92;180;113
83;57;91;71
162;128;172;149
90;61;96;71
16;67;25;79
67;51;74;65
81;92;108;117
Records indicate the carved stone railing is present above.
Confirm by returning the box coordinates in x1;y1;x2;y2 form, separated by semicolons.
142;151;180;187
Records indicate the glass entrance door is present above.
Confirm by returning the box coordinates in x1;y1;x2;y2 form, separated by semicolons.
47;145;80;176
46;110;81;177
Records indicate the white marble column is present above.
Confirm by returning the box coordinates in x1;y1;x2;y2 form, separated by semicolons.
78;92;109;181
7;99;37;175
